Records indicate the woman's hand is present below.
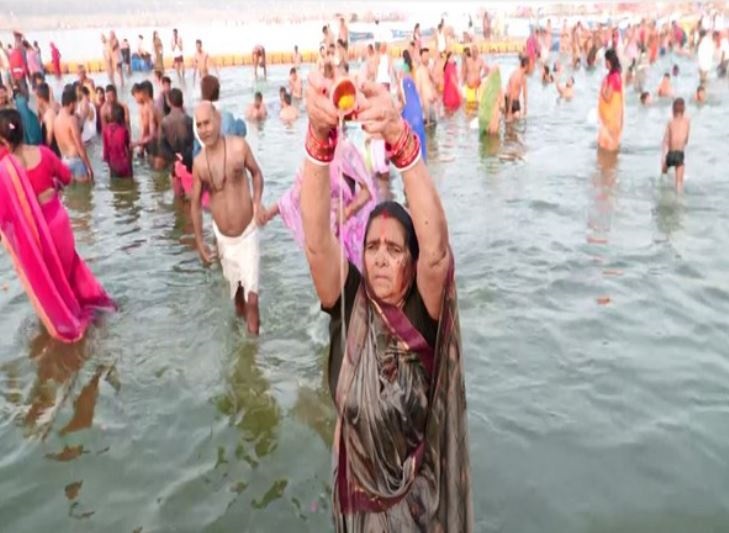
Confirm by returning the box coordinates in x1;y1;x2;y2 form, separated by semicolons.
305;71;339;139
356;81;405;145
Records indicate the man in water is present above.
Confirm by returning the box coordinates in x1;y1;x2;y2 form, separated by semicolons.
246;92;268;121
156;75;172;116
101;84;130;131
362;44;378;82
279;92;299;124
137;34;151;65
462;44;486;106
694;85;707;104
191;75;247;158
252;45;267;79
35;82;60;155
193;39;217;85
77;65;95;93
289;67;303;100
109;31;123;87
54;85;94;181
662;97;690;191
640;91;653;105
505;55;528;121
293;45;302;68
120;38;131;76
8;32;28;96
171;28;185;81
415;47;437;124
556;76;574;100
657;72;673;98
131;81;164;169
191;102;265;335
159;88;193;169
697;30;714;83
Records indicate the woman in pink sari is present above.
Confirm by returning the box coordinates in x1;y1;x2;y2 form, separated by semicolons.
261;138;377;272
0;110;115;342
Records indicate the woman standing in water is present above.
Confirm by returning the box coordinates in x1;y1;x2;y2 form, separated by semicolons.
0;110;115;342
598;49;624;152
300;72;472;531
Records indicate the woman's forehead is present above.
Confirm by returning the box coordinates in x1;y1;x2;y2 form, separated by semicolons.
366;216;406;244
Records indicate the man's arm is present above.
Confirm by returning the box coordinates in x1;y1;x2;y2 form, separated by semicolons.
191;160;214;263
241;139;264;224
43;112;54;146
522;79;528;116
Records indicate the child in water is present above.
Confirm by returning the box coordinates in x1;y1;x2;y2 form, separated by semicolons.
102;103;133;178
661;98;689;190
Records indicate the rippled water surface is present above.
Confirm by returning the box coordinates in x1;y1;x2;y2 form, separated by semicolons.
1;56;729;532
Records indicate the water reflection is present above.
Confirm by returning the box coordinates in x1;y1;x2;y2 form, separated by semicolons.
479;132;502;160
215;341;281;467
500;122;527;162
587;149;619;245
20;331;110;441
109;177;141;221
63;185;95;240
652;183;684;238
291;348;336;449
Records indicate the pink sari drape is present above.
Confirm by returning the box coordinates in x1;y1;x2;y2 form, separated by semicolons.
173;161;210;208
278;139;377;271
0;155;115;342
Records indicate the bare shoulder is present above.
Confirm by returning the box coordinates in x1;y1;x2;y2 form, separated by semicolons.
229;135;250;155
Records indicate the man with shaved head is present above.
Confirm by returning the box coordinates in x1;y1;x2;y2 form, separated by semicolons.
191;101;265;335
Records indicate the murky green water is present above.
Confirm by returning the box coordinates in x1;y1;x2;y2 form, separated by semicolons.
2;56;729;532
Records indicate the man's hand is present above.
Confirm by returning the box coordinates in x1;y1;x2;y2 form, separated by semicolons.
253;202;266;227
198;243;217;264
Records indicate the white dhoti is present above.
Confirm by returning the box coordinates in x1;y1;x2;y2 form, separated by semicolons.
212;220;260;300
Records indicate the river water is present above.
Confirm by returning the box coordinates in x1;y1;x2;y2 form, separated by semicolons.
1;54;729;532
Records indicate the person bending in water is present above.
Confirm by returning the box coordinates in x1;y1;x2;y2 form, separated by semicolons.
191;102;265;335
54;85;94;182
657;72;673;98
246;92;268;121
505;55;528;121
662;97;689;191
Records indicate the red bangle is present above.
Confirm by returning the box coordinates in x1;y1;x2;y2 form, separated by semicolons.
305;122;337;164
387;124;421;171
385;122;410;159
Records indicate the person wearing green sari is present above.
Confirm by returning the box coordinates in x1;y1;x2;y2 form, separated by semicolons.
479;65;503;136
300;71;473;532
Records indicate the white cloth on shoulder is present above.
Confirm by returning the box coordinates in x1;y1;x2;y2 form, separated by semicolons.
212;219;260;301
